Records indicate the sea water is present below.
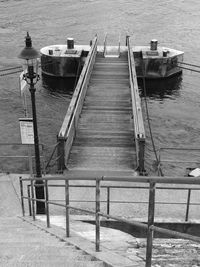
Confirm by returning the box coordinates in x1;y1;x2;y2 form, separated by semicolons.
0;0;200;175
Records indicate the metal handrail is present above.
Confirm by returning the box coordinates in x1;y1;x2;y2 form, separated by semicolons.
158;147;200;172
0;143;46;175
57;36;98;170
127;37;145;139
58;35;98;138
26;182;200;221
20;174;200;267
127;36;145;173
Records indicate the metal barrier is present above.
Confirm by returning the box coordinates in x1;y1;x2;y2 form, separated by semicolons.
0;143;45;175
127;36;146;174
103;33;121;57
19;174;200;267
57;36;98;171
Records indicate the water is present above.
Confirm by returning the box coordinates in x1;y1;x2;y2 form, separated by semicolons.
1;0;200;175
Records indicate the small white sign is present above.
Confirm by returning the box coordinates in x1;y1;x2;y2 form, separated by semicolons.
19;71;28;95
19;118;34;144
189;168;200;177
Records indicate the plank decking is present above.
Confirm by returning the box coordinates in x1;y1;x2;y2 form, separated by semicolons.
67;55;137;171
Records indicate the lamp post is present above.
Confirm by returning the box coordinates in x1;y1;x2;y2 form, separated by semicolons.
18;32;45;214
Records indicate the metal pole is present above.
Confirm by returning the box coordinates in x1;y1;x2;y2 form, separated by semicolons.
19;176;25;216
31;179;36;221
146;182;156;267
96;178;100;252
45;180;50;228
65;179;70;237
29;75;45;214
27;185;32;216
107;187;110;216
185;189;191;221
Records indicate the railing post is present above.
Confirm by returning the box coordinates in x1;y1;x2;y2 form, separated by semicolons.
185;189;191;221
45;180;50;228
107;187;110;217
19;176;25;217
65;179;70;237
103;33;107;57
146;182;156;267
96;178;101;252
27;185;32;216
118;34;121;57
57;137;65;173
31;179;36;221
138;138;145;175
125;34;130;46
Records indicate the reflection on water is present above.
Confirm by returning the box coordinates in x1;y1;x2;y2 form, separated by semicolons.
138;74;183;100
42;75;77;95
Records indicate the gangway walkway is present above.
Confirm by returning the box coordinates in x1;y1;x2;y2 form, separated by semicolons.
68;55;135;171
57;36;145;174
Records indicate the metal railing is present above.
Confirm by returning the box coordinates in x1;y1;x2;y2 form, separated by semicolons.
19;174;200;267
157;147;200;175
127;36;146;173
0;143;45;175
103;33;121;57
57;36;98;171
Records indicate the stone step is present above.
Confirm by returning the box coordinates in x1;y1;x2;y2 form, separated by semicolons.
0;217;104;267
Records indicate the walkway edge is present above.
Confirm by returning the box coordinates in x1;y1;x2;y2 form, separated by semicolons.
18;216;145;267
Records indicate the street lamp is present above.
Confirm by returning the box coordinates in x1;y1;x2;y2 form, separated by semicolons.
18;32;45;214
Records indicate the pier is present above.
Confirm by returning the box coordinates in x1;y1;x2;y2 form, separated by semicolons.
57;36;145;175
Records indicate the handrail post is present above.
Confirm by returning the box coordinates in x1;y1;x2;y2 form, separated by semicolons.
65;179;70;237
27;185;32;216
31;179;36;221
146;182;156;267
19;176;25;217
57;137;65;173
103;33;107;57
107;187;110;217
96;178;101;251
185;189;191;221
45;180;50;228
118;33;121;57
138;138;146;174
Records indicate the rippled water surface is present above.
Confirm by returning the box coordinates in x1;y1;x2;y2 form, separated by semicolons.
1;0;200;175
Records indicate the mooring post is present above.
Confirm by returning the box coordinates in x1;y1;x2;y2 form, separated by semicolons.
146;182;156;267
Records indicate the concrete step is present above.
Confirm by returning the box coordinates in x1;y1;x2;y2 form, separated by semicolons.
0;260;104;267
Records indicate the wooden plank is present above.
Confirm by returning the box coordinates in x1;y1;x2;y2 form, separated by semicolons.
67;146;136;171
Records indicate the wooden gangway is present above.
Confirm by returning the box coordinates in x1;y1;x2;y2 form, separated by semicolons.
57;36;145;174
